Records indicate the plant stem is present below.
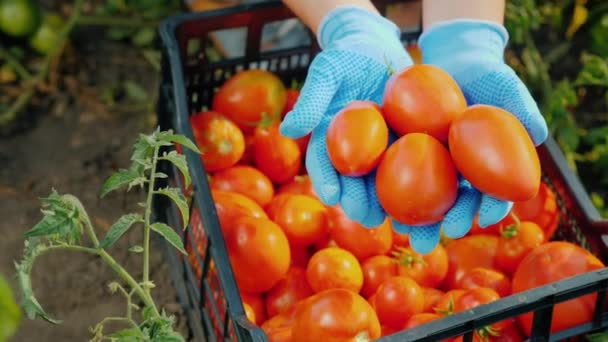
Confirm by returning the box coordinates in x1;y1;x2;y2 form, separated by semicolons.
77;15;160;28
0;45;32;80
46;244;98;254
142;144;160;296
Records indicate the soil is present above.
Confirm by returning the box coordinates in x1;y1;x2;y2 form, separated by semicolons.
0;35;193;341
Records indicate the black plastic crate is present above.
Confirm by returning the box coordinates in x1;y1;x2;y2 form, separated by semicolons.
155;1;608;341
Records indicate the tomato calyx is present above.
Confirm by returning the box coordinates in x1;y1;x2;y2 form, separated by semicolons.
433;298;455;316
217;139;234;155
390;246;428;268
354;331;370;342
474;325;501;342
500;213;521;239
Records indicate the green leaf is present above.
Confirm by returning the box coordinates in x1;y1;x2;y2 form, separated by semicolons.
129;245;144;253
131;27;156;47
100;214;143;249
24;214;70;239
575;53;608;87
155;172;168;179
0;274;21;342
156;131;201;154
155;188;189;226
124;81;149;102
109;327;145;339
100;169;141;198
131;134;155;166
161;151;190;187
150;223;186;255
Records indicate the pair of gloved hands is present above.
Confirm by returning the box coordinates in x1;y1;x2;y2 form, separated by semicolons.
279;5;549;254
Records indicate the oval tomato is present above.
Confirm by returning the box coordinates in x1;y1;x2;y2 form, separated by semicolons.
457;267;512;297
394;244;448;288
376;133;458;225
326;100;388;176
495;221;545;276
382;64;466;142
448;105;541;202
254;122;302;184
210;165;274;207
327;205;393;261
190;111;245;172
444;235;499;290
374;276;424;328
360;255;398;299
306;247;363;293
421;287;445;313
269;194;328;246
277;175;317;198
226;216;291;293
291;289;381;342
211;189;267;235
265;266;314;318
511;181;559;241
512;241;605;335
212;69;287;132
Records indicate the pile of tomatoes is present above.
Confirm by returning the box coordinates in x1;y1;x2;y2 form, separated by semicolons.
180;67;605;342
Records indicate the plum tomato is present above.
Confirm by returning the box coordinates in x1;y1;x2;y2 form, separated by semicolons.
190;111;245;172
254;122;302;184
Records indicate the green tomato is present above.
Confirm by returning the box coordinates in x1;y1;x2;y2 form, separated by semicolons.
591;14;608;58
0;0;40;37
28;13;64;55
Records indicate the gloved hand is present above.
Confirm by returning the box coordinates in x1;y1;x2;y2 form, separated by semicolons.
395;19;550;253
279;5;413;227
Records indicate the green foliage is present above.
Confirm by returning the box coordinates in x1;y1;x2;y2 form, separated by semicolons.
0;274;21;342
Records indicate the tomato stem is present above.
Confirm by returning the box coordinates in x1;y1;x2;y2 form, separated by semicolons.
143;144;161;297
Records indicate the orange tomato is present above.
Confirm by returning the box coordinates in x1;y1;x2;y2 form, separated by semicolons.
210;165;274;207
254;122;302;184
421;287;444;313
495;220;545;276
277;175;317;198
190;111;245;172
269;194;328;246
511;181;559;241
374;276;424;328
265;266;314;318
457;267;512;297
360;255;398;299
444;235;499;291
394;244;448;288
306;247;364;293
211;189;267;234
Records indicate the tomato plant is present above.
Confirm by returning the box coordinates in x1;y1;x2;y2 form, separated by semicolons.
374;276;424;328
254;122;302;184
306;247;363;294
210;165;275;207
190;111;245;172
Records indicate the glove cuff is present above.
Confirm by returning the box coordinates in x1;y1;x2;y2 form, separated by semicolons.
317;5;401;50
418;19;509;65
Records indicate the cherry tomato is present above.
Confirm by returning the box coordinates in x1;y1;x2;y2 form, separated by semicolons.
269;194;328;246
512;242;605;335
226;216;291;293
393;244;448;288
265;266;314;318
444;235;499;290
326;101;388;176
360;255;398;299
374;276;424;328
327;205;393;261
210;165;274;207
190;111;245;172
291;289;381;342
448;105;541;202
457;267;512;297
376;133;458;225
277;175;317;198
211;189;267;235
306;247;363;293
511;181;559;241
421;287;445;313
382;64;466;142
495;220;545;276
254;122;302;184
212;69;287;132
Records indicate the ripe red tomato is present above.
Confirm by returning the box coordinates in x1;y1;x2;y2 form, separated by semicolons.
421;287;444;313
511;181;559;241
434;289;465;315
254;122;302;184
269;194;328;246
495;221;545;276
265;266;314;318
211;189;267;235
326;101;388;176
376;133;458;225
392;230;410;248
327;205;393;261
240;291;266;325
277;175;317;198
290;244;311;268
210;165;274;207
382;64;466;142
190;111;245;172
448;105;541;202
374;276;424;328
512;242;605;335
291;289;381;342
212;69;287;132
457;267;512;297
394;244;448;288
226;216;291;293
360;255;398;299
306;247;363;293
444;235;499;290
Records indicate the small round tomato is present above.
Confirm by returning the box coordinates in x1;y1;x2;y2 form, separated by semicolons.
277;175;317;198
360;255;398;299
254;122;302;184
226;216;291;293
421;287;445;313
511;181;559;241
375;276;424;328
512;242;605;335
265;266;314;318
306;247;363;294
382;64;466;142
211;189;267;235
444;235;499;290
190;111;245;172
394;244;448;288
240;292;266;325
457;267;512;297
434;289;465;315
376;133;458;225
210;165;274;207
291;289;381;342
327;205;393;261
212;69;287;132
269;194;328;246
326;101;388;176
495;220;545;276
448;105;541;202
404;312;442;329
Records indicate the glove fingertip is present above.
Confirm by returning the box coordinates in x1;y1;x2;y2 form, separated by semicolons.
391;219;412;234
409;223;442;255
279;111;311;139
478;196;513;227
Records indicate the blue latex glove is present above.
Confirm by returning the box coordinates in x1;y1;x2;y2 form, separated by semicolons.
393;19;550;253
279;5;413;227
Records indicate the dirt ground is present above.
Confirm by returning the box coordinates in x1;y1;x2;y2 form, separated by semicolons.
0;36;192;341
